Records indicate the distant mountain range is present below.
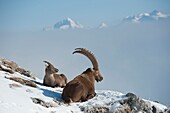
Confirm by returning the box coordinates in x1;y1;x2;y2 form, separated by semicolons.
43;10;170;30
123;10;170;23
43;18;108;31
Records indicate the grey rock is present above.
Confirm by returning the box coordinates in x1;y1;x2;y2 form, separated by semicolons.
31;97;57;108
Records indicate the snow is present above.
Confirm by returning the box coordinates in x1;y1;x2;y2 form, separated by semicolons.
144;99;168;111
123;10;170;23
0;71;168;113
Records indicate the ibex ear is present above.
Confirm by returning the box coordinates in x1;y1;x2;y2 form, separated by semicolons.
89;68;94;72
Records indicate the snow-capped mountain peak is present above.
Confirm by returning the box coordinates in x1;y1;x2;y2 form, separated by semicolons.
54;17;83;30
123;10;170;23
150;10;169;19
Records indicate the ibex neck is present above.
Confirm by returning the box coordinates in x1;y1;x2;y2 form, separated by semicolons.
81;70;95;84
46;71;55;75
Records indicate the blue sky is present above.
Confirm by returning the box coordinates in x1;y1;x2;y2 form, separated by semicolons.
0;0;170;31
0;0;170;105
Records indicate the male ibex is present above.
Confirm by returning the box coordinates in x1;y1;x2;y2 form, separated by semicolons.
62;48;103;103
43;61;67;88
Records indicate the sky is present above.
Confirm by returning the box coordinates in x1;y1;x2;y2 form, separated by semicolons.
0;0;170;106
0;0;170;31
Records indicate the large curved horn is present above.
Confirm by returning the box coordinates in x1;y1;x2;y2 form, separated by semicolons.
44;61;52;66
73;48;99;70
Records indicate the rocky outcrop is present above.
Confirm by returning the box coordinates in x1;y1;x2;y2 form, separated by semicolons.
0;58;36;79
110;93;167;113
5;76;37;88
80;106;109;113
31;97;57;108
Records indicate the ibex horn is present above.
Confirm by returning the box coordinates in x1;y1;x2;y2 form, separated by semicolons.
73;48;99;70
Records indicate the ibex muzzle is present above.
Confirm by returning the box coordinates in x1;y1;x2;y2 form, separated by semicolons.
62;48;103;103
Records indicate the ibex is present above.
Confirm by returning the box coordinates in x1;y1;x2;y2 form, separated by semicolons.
62;48;103;103
43;61;67;88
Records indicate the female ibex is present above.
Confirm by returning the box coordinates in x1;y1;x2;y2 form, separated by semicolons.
62;48;103;103
43;61;67;88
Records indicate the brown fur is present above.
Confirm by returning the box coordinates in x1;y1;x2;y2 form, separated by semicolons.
43;61;67;88
62;48;103;103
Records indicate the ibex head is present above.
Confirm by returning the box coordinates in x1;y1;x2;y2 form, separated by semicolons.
73;48;103;82
44;61;59;74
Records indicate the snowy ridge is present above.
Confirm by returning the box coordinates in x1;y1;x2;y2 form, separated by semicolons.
0;70;169;113
123;10;170;23
0;59;169;113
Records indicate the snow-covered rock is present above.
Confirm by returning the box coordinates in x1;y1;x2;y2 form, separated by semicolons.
53;17;84;30
0;71;168;113
0;58;35;79
0;59;168;113
123;10;170;23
